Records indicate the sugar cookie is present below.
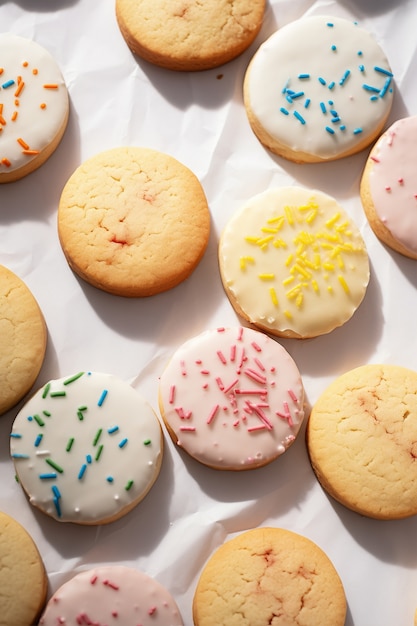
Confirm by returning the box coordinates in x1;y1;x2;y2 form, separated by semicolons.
243;16;394;163
193;527;347;626
360;116;417;259
10;371;163;524
115;0;266;71
58;146;210;297
0;511;47;625
158;326;305;470
218;187;370;339
0;33;69;183
307;364;417;519
39;565;183;626
0;265;47;416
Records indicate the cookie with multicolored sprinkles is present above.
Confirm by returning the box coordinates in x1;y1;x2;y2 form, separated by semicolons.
10;371;163;524
218;187;370;339
243;15;394;163
0;33;69;183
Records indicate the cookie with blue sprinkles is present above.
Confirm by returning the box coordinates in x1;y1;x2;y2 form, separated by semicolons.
10;371;163;524
243;15;394;163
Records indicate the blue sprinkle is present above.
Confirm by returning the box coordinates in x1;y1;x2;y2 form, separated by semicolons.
339;70;351;86
304;98;311;109
331;45;337;51
357;50;363;56
11;453;30;459
318;77;326;86
78;463;87;480
328;81;335;90
331;117;341;123
291;91;305;99
280;107;289;115
380;76;392;98
370;95;379;101
340;125;346;131
363;84;380;93
86;454;92;464
2;79;15;89
298;73;310;79
107;425;119;434
34;434;43;447
374;66;393;77
330;109;338;116
97;389;108;407
107;476;114;483
10;433;22;438
327;22;334;27
325;126;335;135
286;94;293;104
39;473;57;480
118;437;128;448
52;485;61;499
328;100;334;105
359;64;365;72
27;416;33;422
293;110;306;124
53;497;62;517
320;102;327;114
353;128;363;134
281;79;290;94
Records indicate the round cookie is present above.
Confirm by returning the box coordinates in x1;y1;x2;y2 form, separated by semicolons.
0;265;47;416
39;565;183;625
192;527;347;626
115;0;266;72
243;15;394;163
58;146;210;297
307;364;417;520
158;326;305;470
10;371;163;524
0;511;47;625
0;33;69;183
218;187;370;339
360;116;417;259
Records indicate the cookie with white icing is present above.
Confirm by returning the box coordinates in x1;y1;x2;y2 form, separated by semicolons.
244;16;394;163
39;565;184;626
10;371;163;524
158;326;305;470
218;187;370;339
0;33;69;183
360;116;417;259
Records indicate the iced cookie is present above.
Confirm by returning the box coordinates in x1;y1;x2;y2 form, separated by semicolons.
0;511;47;625
10;371;163;524
360;116;417;259
218;187;370;339
244;16;394;163
58;146;210;296
115;0;266;71
307;364;417;519
39;565;183;625
193;527;347;626
0;33;69;183
0;265;47;415
158;326;305;470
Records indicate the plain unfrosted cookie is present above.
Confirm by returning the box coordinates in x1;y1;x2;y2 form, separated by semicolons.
58;146;210;296
0;511;47;625
360;116;417;259
0;33;69;183
115;0;266;71
192;527;347;626
158;326;305;470
307;364;417;519
0;265;47;416
243;15;394;163
10;371;163;524
218;187;370;339
39;565;183;626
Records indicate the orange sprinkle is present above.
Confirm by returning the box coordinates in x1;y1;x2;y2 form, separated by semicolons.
1;158;11;167
22;61;29;67
17;75;22;84
14;81;25;97
32;68;38;75
43;83;58;89
0;68;3;75
17;138;30;150
0;115;6;126
11;111;18;121
14;99;20;106
22;149;40;155
40;103;47;109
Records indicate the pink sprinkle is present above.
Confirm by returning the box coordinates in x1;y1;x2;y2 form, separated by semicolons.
207;404;220;424
251;341;262;352
230;344;236;361
217;350;227;364
103;579;119;590
247;424;267;432
248;402;273;429
216;377;225;391
237;327;244;340
202;383;209;389
169;385;176;404
235;388;267;395
233;419;240;427
180;360;186;376
287;389;299;403
90;574;98;585
175;407;192;420
148;606;157;615
195;359;202;364
398;177;404;184
223;378;239;394
217;327;226;332
180;426;196;432
112;610;118;617
385;186;391;192
200;369;210;375
244;368;267;385
370;156;380;163
254;358;266;372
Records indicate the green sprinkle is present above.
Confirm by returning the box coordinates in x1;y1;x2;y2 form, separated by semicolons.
93;428;103;446
42;382;51;398
43;410;51;417
66;437;75;452
77;406;87;421
50;391;67;398
125;480;134;491
46;459;64;473
33;414;45;427
143;439;151;446
63;372;85;385
95;444;104;461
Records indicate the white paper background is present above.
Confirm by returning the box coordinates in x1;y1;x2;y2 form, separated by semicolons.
1;0;417;624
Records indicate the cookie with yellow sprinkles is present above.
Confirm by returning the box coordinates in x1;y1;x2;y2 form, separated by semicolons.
10;371;163;524
0;33;69;183
218;187;370;339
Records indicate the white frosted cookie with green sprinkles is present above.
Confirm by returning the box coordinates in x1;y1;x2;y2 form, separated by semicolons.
218;186;370;339
243;15;394;163
10;371;163;524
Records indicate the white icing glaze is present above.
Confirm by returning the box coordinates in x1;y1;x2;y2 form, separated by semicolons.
219;187;370;338
245;16;394;160
10;372;162;524
159;326;305;469
367;116;417;256
39;565;184;626
0;33;68;177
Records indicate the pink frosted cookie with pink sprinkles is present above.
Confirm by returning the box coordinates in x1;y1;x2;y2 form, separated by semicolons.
38;565;184;626
158;326;305;470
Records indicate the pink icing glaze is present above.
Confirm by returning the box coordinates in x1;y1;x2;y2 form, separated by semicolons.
38;565;183;626
159;326;305;469
368;115;417;255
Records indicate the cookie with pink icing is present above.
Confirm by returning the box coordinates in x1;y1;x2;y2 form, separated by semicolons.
10;371;163;524
0;33;69;183
158;326;305;470
360;116;417;259
38;565;184;626
244;15;394;163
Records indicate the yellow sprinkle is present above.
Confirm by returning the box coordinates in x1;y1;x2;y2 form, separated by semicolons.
273;238;287;248
286;285;302;300
240;256;255;270
284;205;294;225
258;273;275;281
244;236;260;244
305;209;318;223
261;227;280;234
323;262;335;271
269;287;279;307
326;212;341;228
311;279;319;292
338;275;350;293
327;285;334;293
257;236;274;248
335;221;349;233
295;293;303;308
291;263;312;280
285;253;294;267
267;216;285;229
284;310;293;320
282;276;295;286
